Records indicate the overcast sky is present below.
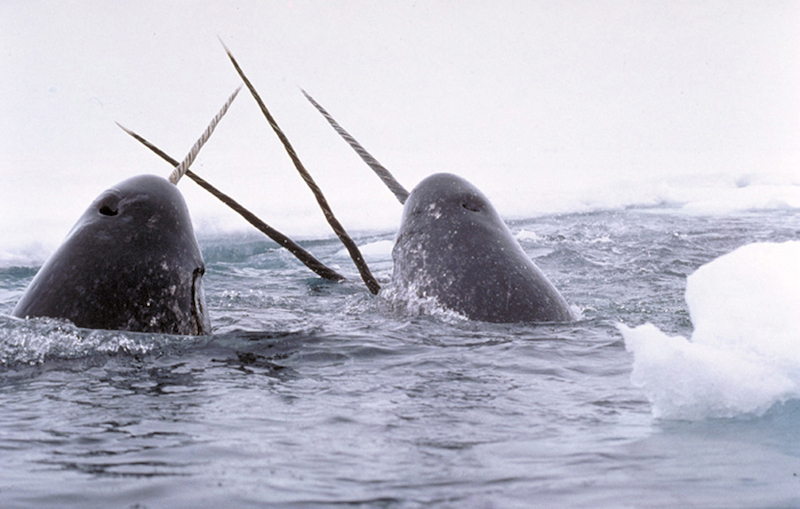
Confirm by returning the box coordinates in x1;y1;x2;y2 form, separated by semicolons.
2;1;799;247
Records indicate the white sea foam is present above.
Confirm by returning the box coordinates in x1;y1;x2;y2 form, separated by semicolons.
514;230;543;242
0;315;165;365
336;239;394;261
620;241;800;420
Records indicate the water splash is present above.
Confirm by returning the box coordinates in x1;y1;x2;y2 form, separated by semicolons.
0;315;174;366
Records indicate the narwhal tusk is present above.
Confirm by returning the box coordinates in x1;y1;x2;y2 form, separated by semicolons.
220;39;381;295
116;121;346;283
300;89;410;205
168;85;241;185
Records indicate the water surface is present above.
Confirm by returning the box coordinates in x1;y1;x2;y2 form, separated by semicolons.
1;208;799;507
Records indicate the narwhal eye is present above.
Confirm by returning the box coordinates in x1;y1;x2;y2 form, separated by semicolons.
97;193;121;216
461;195;484;212
99;204;118;216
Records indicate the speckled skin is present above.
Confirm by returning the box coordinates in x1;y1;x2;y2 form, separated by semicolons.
392;173;574;323
13;175;210;335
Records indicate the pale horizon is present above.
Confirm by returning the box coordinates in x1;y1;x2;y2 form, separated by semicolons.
2;1;799;255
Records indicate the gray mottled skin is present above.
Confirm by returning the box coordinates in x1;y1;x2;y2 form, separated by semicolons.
13;175;210;335
392;173;574;323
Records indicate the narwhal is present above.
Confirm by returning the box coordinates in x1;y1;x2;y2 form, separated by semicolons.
12;89;242;334
300;91;575;323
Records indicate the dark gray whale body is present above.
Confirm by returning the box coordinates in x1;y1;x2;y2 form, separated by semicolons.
13;175;210;335
298;90;574;323
392;173;574;323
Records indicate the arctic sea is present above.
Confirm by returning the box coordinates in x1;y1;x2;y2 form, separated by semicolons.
1;205;800;508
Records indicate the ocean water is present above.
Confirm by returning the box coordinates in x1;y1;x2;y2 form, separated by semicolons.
1;206;800;507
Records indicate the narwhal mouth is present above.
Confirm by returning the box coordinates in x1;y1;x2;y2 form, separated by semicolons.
190;265;210;335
